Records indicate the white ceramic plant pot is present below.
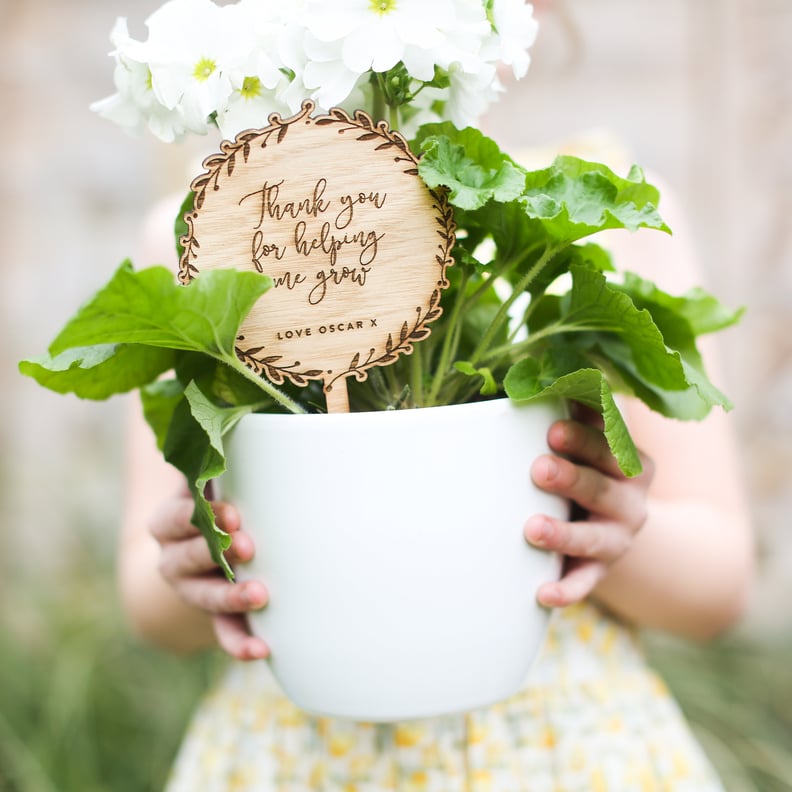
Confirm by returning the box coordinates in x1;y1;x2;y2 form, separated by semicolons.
226;397;567;722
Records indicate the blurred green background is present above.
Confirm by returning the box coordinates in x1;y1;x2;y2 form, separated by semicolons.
2;1;791;790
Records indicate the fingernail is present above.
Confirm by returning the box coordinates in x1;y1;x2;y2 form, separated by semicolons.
242;583;268;610
537;583;564;608
542;457;559;481
249;639;270;660
526;516;551;545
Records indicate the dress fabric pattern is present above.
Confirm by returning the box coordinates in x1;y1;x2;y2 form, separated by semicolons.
166;602;724;792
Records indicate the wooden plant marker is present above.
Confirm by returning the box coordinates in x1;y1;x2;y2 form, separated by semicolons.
179;101;455;413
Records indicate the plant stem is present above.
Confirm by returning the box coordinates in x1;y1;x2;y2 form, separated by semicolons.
384;362;401;403
469;245;561;366
480;321;623;367
225;355;308;414
426;269;469;406
389;104;401;131
371;78;386;124
410;342;425;406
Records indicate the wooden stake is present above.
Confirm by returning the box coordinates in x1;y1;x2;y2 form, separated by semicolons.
324;378;350;414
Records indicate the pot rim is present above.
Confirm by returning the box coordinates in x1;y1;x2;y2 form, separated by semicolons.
245;395;561;426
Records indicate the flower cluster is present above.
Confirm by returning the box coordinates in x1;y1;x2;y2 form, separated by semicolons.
91;0;538;143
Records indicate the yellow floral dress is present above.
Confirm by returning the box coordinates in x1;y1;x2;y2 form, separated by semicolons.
165;602;724;791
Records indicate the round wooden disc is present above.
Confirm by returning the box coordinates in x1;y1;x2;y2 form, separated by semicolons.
179;101;455;393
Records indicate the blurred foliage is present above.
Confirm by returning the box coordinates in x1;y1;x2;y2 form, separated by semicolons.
0;553;217;792
1;542;790;791
648;635;792;792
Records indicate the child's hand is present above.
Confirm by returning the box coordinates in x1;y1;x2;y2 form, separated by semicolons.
149;495;270;661
526;410;655;608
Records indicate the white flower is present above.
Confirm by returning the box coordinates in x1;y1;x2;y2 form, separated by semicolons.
487;0;538;79
135;0;253;129
445;61;502;128
303;0;453;77
91;0;540;143
90;18;191;143
214;3;290;138
303;35;366;110
431;0;491;74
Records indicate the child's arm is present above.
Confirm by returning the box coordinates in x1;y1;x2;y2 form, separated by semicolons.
526;184;754;640
526;400;753;640
118;397;269;661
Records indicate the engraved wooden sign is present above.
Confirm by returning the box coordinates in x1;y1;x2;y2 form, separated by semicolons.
179;100;455;412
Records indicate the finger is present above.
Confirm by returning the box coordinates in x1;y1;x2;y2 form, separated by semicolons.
159;527;255;583
525;514;631;562
536;558;607;607
569;401;605;430
149;499;242;544
547;419;624;479
149;497;198;543
211;501;242;534
213;614;270;661
159;534;221;579
174;576;269;615
531;455;648;524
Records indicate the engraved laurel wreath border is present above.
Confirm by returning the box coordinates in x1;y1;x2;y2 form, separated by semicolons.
178;99;456;393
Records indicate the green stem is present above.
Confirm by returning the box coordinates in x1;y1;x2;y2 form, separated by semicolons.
225;355;308;414
410;342;425;406
480;321;623;367
368;367;392;409
384;362;401;403
469;245;561;366
426;270;470;406
371;77;386;124
389;103;401;131
505;294;538;346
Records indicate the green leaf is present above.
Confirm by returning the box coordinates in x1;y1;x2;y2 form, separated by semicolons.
415;124;526;210
162;382;258;580
459;199;545;270
619;273;744;337
140;378;185;452
19;344;174;400
595;336;732;419
504;357;642;477
453;361;499;396
174;192;195;261
521;156;670;243
212;363;279;408
562;264;690;391
559;266;732;419
49;261;273;359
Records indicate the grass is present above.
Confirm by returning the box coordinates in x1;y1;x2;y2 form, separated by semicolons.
0;550;217;792
1;543;790;791
648;634;792;792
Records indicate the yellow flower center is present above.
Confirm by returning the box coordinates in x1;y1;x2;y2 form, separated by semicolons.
240;76;262;100
369;0;397;15
193;57;217;82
